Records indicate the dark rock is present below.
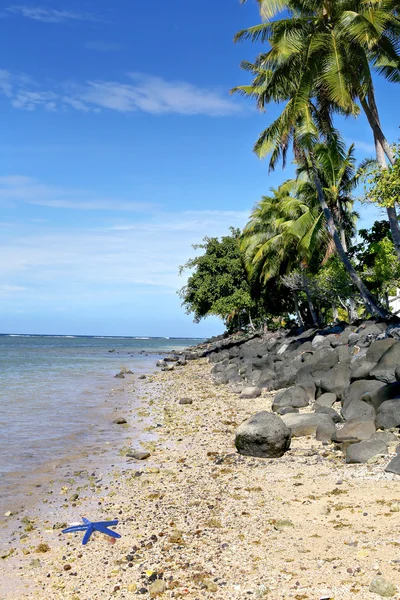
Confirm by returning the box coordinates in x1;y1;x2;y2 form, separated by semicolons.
376;399;400;429
338;327;357;345
334;419;376;443
315;393;337;407
366;338;397;363
156;360;165;367
272;386;309;411
276;406;299;415
179;398;193;405
138;374;146;380
385;453;400;475
161;364;175;372
320;363;351;399
113;417;127;425
369;431;399;444
350;361;377;381
386;323;400;340
342;380;384;414
316;422;336;442
295;369;316;401
281;413;335;438
126;450;150;460
362;381;400;412
312;335;326;347
235;411;291;458
337;345;352;363
348;332;360;346
114;373;125;379
370;342;400;383
341;399;376;422
240;387;262;399
345;439;388;464
314;404;343;423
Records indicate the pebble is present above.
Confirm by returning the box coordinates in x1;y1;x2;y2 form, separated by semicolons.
113;417;127;424
4;511;12;517
369;576;397;597
126;450;151;460
179;398;193;405
149;580;167;596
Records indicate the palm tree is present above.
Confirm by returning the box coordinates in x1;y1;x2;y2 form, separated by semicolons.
237;0;400;259
241;180;327;325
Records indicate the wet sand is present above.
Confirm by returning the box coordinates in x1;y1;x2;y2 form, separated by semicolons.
1;359;400;599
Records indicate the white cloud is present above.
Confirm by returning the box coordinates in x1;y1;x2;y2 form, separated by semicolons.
0;206;249;307
0;175;156;212
0;70;242;117
6;5;98;23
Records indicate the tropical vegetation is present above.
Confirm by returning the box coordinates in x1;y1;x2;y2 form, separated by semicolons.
179;0;400;331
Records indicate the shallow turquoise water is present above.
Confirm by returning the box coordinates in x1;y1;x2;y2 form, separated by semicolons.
0;334;201;509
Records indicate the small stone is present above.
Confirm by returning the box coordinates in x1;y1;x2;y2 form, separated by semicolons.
126;450;151;460
4;511;12;517
114;373;125;379
113;417;127;425
369;576;397;597
149;580;166;596
179;398;193;405
63;564;72;571
138;375;146;380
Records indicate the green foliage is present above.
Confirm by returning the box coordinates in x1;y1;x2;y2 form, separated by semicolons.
178;228;257;331
364;144;400;208
353;221;400;300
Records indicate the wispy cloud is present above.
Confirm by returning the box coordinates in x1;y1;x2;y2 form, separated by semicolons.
85;40;124;53
352;140;375;155
0;175;156;212
6;5;99;23
0;70;242;117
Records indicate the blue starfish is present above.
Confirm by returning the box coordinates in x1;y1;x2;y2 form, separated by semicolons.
62;517;121;545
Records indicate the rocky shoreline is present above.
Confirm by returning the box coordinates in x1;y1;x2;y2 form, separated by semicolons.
2;328;400;599
162;320;400;473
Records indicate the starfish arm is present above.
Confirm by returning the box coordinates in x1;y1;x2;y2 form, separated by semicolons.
82;525;95;545
94;523;121;539
62;525;88;533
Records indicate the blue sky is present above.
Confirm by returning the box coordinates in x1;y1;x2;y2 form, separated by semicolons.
0;0;398;336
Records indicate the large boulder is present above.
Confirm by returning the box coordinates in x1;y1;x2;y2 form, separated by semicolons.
272;386;309;412
345;438;388;464
341;399;376;422
281;413;336;438
315;392;337;407
320;363;351;399
342;380;385;415
362;381;400;412
366;338;397;363
376;399;400;429
314;404;343;423
385;452;400;475
334;419;376;443
235;412;291;458
370;342;400;383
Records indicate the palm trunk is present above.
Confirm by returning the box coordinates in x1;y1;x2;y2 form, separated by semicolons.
359;93;400;260
248;312;255;331
332;305;338;321
360;95;396;166
301;271;319;327
348;298;358;322
293;291;304;327
310;155;389;319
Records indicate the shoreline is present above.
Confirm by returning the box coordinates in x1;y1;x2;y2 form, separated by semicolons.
2;358;400;599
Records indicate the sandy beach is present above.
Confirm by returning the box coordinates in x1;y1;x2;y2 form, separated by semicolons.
2;358;400;599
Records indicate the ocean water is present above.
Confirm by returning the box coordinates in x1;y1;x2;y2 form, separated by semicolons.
0;334;201;512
